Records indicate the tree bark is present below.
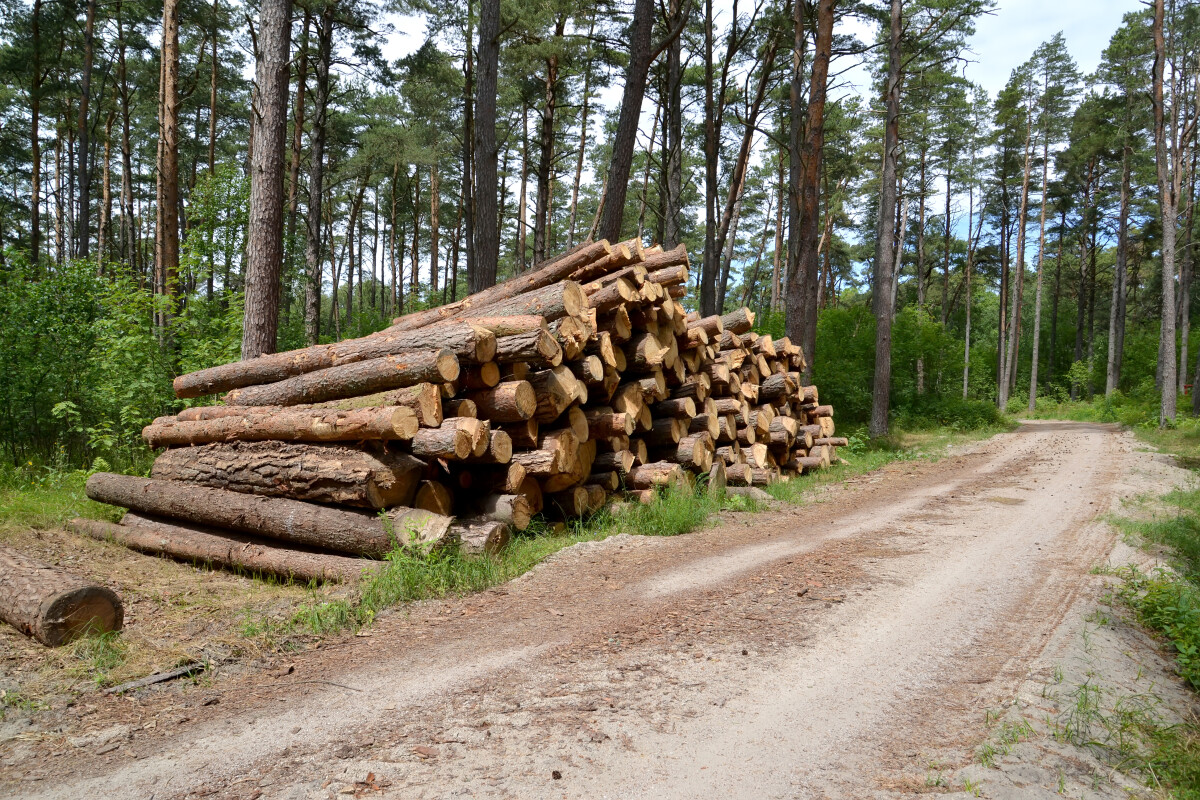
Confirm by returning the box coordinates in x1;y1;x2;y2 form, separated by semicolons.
143;405;420;447
156;0;181;337
786;0;834;380
151;441;426;508
1154;0;1178;424
596;0;657;243
0;545;123;647
223;349;461;407
470;0;499;292
85;474;455;557
242;0;293;358
70;516;370;584
174;323;494;398
869;0;902;439
76;0;96;259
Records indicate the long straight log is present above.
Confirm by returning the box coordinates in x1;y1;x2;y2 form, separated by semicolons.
0;545;123;646
69;515;368;584
225;350;460;407
174;324;493;399
85;473;454;557
150;441;426;509
143;406;419;448
389;240;610;330
177;384;443;428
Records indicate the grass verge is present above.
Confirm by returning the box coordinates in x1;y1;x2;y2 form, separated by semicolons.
1039;396;1200;797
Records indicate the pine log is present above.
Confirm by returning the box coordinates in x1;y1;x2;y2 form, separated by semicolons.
0;545;123;647
413;480;452;516
759;372;797;403
389;240;609;330
173;324;494;399
652;397;696;418
460;315;548;336
442;398;478;418
467;381;536;422
467;462;529;494
624;333;669;371
813;436;849;447
410;418;478;460
476;494;532;531
584;484;609;513
528;366;577;422
720;308;755;334
176;384;443;428
667;433;714;472
788;456;825;473
453;518;512;556
85;474;454;557
688;413;720;439
143;405;420;448
737;426;757;446
640;243;688;271
645;417;685;447
593;449;635;474
464;429;513;464
463;280;588;323
70;516;368;584
547;486;589;517
585;471;621;491
626;461;685;489
225;349;460;407
150;441;426;509
585;408;634;438
503;419;540;448
648;264;688;287
570;355;606;385
511;448;563;477
744;443;772;469
749;467;779;486
493;329;562;365
586;277;638;313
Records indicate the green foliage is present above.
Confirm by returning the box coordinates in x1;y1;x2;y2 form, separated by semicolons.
1118;567;1200;690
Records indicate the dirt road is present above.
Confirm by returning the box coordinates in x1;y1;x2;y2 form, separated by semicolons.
2;420;1192;799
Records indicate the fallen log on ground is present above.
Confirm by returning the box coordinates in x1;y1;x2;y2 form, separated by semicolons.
69;516;369;584
0;545;124;646
85;473;454;557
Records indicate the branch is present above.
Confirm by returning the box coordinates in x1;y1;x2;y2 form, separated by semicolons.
650;0;692;63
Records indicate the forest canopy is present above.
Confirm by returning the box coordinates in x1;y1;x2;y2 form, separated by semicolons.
0;0;1190;468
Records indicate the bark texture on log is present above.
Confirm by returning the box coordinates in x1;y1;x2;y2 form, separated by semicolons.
0;545;123;646
174;324;493;398
143;406;419;448
85;473;454;557
150;441;425;509
175;384;443;428
69;515;369;584
224;350;460;407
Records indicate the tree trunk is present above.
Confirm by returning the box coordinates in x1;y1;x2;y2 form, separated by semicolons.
533;16;565;266
430;163;440;293
1154;0;1177;424
242;0;293;359
662;0;683;250
287;11;310;274
470;0;499;292
70;516;371;584
1028;117;1052;411
76;0;96;259
85;474;455;557
156;0;181;338
566;23;596;248
1000;99;1034;409
787;0;834;379
304;8;332;346
150;441;426;508
869;0;902;439
175;323;493;398
29;0;41;264
1109;145;1131;396
596;0;657;244
0;545;122;647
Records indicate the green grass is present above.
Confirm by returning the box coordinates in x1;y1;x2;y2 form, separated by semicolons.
0;463;121;533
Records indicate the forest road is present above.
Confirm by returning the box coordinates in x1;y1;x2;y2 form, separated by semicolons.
8;420;1176;799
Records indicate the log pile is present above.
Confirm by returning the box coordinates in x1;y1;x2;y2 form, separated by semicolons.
80;238;841;582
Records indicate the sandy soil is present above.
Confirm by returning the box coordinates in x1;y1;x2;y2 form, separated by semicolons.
1;420;1197;799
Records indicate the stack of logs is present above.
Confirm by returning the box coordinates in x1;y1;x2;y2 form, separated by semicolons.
74;239;842;583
